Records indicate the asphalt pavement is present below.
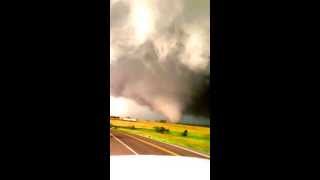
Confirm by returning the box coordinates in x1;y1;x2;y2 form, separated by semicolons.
110;129;210;159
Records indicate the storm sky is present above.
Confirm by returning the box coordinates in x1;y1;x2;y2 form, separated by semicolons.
110;0;210;124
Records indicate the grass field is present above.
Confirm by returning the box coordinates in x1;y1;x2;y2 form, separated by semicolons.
110;118;210;155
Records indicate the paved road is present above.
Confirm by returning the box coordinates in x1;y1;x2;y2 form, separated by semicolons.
110;129;210;159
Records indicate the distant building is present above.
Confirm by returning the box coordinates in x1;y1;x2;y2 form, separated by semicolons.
122;117;137;122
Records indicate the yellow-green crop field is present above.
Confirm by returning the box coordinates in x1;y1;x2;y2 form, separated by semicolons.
110;118;210;155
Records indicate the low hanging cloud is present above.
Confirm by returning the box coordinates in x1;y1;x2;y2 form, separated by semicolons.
110;0;210;122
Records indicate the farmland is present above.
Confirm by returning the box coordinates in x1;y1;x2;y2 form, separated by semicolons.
110;118;210;155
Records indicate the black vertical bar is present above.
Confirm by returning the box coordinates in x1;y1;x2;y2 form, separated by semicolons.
95;0;108;162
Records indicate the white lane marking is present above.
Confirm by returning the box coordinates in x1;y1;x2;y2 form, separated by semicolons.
129;134;210;158
121;133;179;156
158;140;210;158
111;133;138;155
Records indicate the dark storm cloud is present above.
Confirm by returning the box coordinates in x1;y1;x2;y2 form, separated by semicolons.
110;0;210;122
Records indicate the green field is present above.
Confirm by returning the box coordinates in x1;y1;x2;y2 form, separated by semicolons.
110;118;210;155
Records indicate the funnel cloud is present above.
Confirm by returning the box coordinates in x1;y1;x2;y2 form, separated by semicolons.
110;0;210;123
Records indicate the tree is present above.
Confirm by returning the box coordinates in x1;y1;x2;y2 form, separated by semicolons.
182;130;188;136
